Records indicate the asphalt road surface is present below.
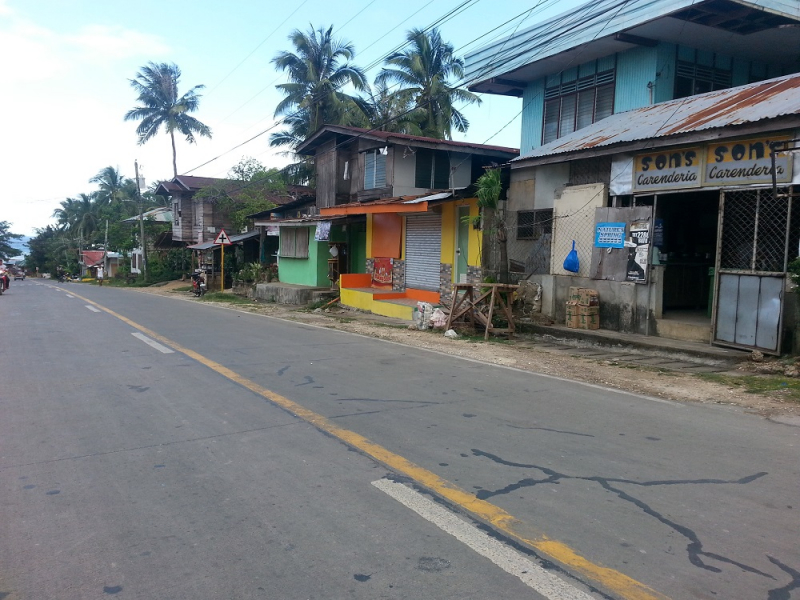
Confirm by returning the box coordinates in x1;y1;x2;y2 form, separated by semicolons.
1;281;798;600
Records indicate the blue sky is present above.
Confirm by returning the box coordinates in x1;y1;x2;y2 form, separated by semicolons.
2;0;581;236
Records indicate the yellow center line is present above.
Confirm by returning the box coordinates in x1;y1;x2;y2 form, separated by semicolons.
77;290;670;600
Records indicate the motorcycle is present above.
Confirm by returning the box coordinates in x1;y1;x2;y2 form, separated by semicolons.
0;269;8;294
191;272;206;297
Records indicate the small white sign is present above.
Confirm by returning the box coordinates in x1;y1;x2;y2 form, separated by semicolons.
214;229;232;245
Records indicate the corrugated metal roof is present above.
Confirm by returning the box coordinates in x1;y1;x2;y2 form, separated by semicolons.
121;207;172;223
297;125;518;156
514;73;800;162
465;0;800;92
228;231;259;243
187;241;218;250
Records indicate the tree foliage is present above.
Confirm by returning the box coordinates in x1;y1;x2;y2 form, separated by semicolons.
124;62;212;178
29;166;169;276
377;28;480;139
193;158;284;232
270;25;367;150
0;221;23;261
474;169;509;283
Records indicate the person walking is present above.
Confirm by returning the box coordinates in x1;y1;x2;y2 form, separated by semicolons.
97;265;104;287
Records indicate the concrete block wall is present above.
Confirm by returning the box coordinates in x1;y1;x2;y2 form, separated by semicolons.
528;273;659;334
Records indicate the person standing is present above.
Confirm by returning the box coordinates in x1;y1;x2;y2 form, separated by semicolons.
97;265;104;286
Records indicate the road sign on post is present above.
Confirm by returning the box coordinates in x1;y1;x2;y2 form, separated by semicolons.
214;229;232;292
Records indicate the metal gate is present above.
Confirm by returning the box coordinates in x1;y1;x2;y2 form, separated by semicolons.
405;213;442;290
713;187;797;354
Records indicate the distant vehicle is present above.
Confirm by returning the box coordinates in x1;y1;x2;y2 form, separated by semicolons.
13;270;25;281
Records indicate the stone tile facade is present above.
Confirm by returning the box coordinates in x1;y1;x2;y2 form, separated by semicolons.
467;265;483;285
365;258;375;275
438;264;484;306
439;263;453;306
392;259;405;292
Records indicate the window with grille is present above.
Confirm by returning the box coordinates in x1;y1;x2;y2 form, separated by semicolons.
675;60;731;99
543;70;615;145
517;209;553;240
364;149;387;190
415;149;451;189
280;227;310;258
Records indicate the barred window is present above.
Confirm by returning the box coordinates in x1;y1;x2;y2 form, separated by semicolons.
543;70;615;145
517;209;553;240
280;227;310;258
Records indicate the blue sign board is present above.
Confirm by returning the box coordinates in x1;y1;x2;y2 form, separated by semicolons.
595;222;626;248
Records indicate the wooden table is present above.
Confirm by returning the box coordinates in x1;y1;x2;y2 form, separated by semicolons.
445;283;519;340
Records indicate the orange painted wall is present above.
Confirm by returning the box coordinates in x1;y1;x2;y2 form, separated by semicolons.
371;213;402;259
340;273;372;288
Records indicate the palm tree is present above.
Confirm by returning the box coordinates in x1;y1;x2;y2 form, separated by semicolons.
270;25;367;149
52;193;98;257
124;62;212;178
355;80;420;134
90;166;133;207
377;28;480;139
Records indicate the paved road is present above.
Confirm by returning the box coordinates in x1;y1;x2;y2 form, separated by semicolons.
1;281;798;600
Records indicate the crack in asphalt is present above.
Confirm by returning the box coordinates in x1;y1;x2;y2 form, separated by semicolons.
471;448;776;582
767;556;800;600
505;425;595;437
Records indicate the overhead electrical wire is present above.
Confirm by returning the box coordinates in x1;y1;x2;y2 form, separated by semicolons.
182;0;481;176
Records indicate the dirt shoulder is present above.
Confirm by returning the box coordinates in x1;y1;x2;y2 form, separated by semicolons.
136;281;800;423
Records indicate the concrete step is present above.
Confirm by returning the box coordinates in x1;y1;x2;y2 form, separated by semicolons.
655;318;711;343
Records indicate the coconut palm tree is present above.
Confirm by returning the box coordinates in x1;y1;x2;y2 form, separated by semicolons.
270;25;367;149
90;166;134;207
377;28;480;139
354;80;421;134
124;62;212;178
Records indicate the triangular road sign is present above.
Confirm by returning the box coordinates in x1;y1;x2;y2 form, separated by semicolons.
214;229;232;245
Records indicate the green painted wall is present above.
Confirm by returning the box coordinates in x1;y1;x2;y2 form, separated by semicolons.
277;227;329;287
348;222;367;274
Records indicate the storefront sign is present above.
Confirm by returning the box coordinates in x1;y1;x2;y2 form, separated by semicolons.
626;221;650;283
633;147;702;191
595;222;626;248
704;135;792;186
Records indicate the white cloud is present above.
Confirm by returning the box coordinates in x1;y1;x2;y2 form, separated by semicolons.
0;17;170;85
66;25;170;62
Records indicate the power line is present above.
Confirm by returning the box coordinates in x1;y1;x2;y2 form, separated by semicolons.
204;1;310;99
182;0;480;176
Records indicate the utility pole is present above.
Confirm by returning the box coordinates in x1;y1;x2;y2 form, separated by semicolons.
135;160;148;281
104;219;109;277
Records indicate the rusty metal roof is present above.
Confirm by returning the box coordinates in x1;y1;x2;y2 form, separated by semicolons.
515;73;800;163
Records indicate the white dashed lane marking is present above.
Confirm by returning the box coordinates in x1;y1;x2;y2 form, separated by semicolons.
131;332;175;354
372;479;596;600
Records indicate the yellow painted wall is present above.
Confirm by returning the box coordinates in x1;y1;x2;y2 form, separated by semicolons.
440;198;481;269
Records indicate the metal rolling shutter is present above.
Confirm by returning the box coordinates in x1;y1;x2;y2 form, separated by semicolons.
405;213;441;290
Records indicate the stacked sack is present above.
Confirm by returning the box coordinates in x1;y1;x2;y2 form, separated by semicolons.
565;287;600;329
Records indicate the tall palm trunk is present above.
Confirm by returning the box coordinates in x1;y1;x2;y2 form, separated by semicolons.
170;129;178;178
